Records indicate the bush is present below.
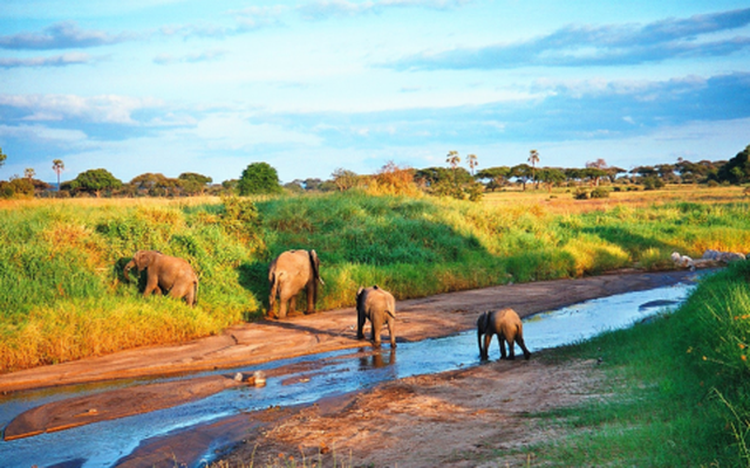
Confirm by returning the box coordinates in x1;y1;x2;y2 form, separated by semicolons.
591;187;610;198
573;187;589;200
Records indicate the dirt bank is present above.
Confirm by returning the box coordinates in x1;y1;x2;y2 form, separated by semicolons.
0;269;703;465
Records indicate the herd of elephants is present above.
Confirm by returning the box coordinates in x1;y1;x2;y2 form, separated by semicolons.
124;248;532;360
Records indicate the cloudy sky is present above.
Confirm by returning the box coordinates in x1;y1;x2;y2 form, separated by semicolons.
1;1;749;185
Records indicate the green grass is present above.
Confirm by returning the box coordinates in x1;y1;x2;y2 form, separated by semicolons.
1;191;749;372
517;261;750;467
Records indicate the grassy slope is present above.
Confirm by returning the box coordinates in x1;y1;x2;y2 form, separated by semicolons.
0;189;749;373
520;261;750;467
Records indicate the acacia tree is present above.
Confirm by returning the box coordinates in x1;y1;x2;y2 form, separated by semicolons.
67;168;122;197
238;162;283;195
0;147;6;169
475;166;510;191
52;159;64;191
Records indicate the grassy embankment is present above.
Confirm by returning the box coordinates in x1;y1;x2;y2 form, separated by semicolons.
507;260;750;467
1;187;748;373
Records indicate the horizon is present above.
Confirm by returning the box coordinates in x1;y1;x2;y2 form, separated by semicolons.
1;1;749;184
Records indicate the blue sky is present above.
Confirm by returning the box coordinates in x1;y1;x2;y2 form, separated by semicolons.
1;1;749;184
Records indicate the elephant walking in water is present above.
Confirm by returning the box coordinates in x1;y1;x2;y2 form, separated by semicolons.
477;308;531;360
356;285;396;348
124;250;199;306
268;249;323;319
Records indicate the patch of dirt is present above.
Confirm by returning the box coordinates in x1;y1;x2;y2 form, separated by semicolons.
225;356;605;468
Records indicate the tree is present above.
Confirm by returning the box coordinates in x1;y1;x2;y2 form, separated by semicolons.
537;167;566;193
238;162;283;196
24;168;35;179
130;173;179;197
717;145;750;185
510;163;532;191
330;168;360;192
475;166;511;191
528;149;540;189
52;159;64;191
466;154;478;176
178;172;213;195
0;147;6;169
68;168;122;197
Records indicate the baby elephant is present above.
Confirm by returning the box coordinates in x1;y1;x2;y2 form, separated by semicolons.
124;250;199;306
477;308;531;360
356;285;396;348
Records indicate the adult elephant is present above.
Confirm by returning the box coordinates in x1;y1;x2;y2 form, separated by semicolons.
124;250;199;306
268;249;323;319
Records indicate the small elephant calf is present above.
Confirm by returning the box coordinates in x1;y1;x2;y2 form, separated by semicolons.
124;250;199;306
477;308;531;360
356;285;396;348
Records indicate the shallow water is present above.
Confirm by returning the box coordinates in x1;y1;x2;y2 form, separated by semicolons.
0;279;698;467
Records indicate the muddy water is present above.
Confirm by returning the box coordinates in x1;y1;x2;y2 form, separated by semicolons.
0;280;696;467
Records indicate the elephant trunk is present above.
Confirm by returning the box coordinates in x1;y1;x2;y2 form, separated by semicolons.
124;260;136;282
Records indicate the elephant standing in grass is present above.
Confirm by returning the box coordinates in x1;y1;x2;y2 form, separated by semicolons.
268;249;323;319
356;285;396;348
124;250;199;306
477;308;531;360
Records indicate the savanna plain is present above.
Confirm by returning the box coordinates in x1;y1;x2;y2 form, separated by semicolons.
2;185;750;467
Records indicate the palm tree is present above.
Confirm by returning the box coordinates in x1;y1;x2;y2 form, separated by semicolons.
446;150;460;170
466;154;478;176
52;159;64;191
528;149;540;189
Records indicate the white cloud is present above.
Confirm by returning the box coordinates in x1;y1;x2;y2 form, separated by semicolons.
0;94;163;124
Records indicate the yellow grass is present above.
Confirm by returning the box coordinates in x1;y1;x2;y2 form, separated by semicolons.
482;185;748;214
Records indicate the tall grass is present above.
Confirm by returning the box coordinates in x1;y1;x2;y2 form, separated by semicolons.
524;261;750;466
1;192;749;372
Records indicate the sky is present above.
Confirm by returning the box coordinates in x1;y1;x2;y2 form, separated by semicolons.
1;0;749;185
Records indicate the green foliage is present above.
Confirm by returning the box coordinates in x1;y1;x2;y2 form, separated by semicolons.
718;145;750;184
590;186;610;198
0;199;263;371
2;194;749;372
67;168;123;196
529;261;750;466
238;162;283;195
0;178;34;199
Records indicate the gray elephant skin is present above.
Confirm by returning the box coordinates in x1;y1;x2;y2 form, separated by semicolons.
124;250;199;306
356;285;396;348
477;308;531;360
268;249;323;319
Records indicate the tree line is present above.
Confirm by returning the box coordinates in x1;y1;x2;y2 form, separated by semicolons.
1;145;749;200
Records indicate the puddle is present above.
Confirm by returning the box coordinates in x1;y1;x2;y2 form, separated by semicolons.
0;280;697;467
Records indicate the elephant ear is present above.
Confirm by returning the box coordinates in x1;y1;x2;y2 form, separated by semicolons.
309;250;324;285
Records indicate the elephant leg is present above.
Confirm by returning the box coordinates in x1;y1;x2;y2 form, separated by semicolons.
305;282;315;314
387;318;396;348
484;334;492;360
498;333;507;359
371;317;382;347
289;295;297;315
517;335;532;360
357;312;366;340
143;274;160;297
506;337;516;360
278;290;291;319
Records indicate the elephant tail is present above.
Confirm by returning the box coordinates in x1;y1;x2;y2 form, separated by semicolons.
309;250;324;285
269;270;280;306
193;280;199;305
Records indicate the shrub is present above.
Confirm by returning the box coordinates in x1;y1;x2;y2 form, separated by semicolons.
591;187;610;198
